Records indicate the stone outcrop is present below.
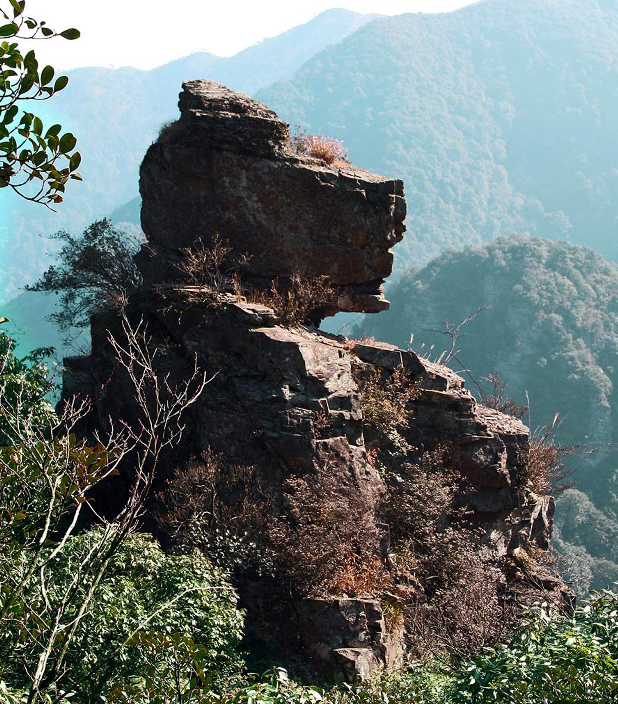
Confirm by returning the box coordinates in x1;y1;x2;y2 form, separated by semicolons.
138;80;406;317
62;80;570;682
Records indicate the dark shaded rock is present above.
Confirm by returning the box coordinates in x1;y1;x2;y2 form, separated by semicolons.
138;79;406;317
61;79;570;682
298;598;404;682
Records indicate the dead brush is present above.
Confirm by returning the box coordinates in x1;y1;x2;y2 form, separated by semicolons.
156;448;271;573
332;555;392;598
406;538;514;660
481;373;528;420
289;128;350;167
266;462;386;598
383;447;514;657
525;415;581;495
172;233;252;304
353;363;419;437
249;273;335;327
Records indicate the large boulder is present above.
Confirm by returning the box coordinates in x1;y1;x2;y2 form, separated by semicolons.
138;80;406;316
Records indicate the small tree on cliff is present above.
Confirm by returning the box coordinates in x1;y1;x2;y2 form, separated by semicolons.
26;219;143;339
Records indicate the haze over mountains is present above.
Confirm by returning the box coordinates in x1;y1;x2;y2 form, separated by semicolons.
0;8;376;301
5;0;618;300
261;0;618;273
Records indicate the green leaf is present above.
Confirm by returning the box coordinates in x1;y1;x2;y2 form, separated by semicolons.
31;151;46;167
32;116;43;136
8;0;22;18
40;65;54;86
45;123;62;138
60;28;80;40
59;132;76;154
69;152;81;171
23;49;37;71
53;75;68;92
2;104;18;125
40;26;54;37
18;74;35;95
0;23;18;37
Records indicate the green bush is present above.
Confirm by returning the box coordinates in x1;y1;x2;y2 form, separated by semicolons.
0;324;55;445
2;530;244;703
450;590;618;703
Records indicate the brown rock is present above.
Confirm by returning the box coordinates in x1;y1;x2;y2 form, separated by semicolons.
138;79;406;317
60;79;571;682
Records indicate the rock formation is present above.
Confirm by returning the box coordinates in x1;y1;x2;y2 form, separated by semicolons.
138;80;406;317
62;80;570;682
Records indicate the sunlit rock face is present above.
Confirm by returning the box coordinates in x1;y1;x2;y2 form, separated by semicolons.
138;79;406;317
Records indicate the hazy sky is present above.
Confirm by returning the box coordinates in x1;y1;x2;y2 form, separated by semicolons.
24;0;478;71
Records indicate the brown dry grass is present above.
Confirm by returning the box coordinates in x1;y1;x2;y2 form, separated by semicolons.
289;128;350;167
249;273;335;327
266;462;387;598
526;416;578;495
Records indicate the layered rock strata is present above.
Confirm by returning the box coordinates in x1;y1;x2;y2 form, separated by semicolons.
138;80;406;317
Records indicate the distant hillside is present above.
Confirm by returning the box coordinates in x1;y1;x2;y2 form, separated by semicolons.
260;0;618;275
0;9;377;302
355;236;618;594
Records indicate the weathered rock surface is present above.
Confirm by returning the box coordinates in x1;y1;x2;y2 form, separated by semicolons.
138;80;406;316
64;298;570;680
61;80;570;683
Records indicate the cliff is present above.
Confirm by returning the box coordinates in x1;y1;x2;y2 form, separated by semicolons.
62;81;570;681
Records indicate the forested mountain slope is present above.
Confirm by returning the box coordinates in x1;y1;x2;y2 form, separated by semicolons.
355;236;618;594
0;9;376;301
260;0;618;275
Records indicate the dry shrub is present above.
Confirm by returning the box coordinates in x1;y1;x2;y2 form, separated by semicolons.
406;533;511;659
289;128;349;166
341;334;376;351
354;363;418;438
156;449;271;574
385;448;512;657
525;416;579;495
175;234;232;291
171;233;334;326
172;233;251;306
157;119;183;143
386;448;456;551
266;463;387;598
481;373;528;420
250;273;335;327
312;409;333;439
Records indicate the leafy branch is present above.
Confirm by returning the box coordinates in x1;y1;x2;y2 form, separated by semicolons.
0;0;81;207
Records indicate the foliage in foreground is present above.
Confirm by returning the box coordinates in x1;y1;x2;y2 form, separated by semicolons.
0;0;82;206
1;532;243;703
4;590;617;703
450;590;618;703
0;320;54;444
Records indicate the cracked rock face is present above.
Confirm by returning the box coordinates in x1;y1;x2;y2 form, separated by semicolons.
60;79;571;684
63;302;571;682
138;80;406;316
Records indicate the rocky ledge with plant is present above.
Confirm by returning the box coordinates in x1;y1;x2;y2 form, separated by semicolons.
50;81;573;686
